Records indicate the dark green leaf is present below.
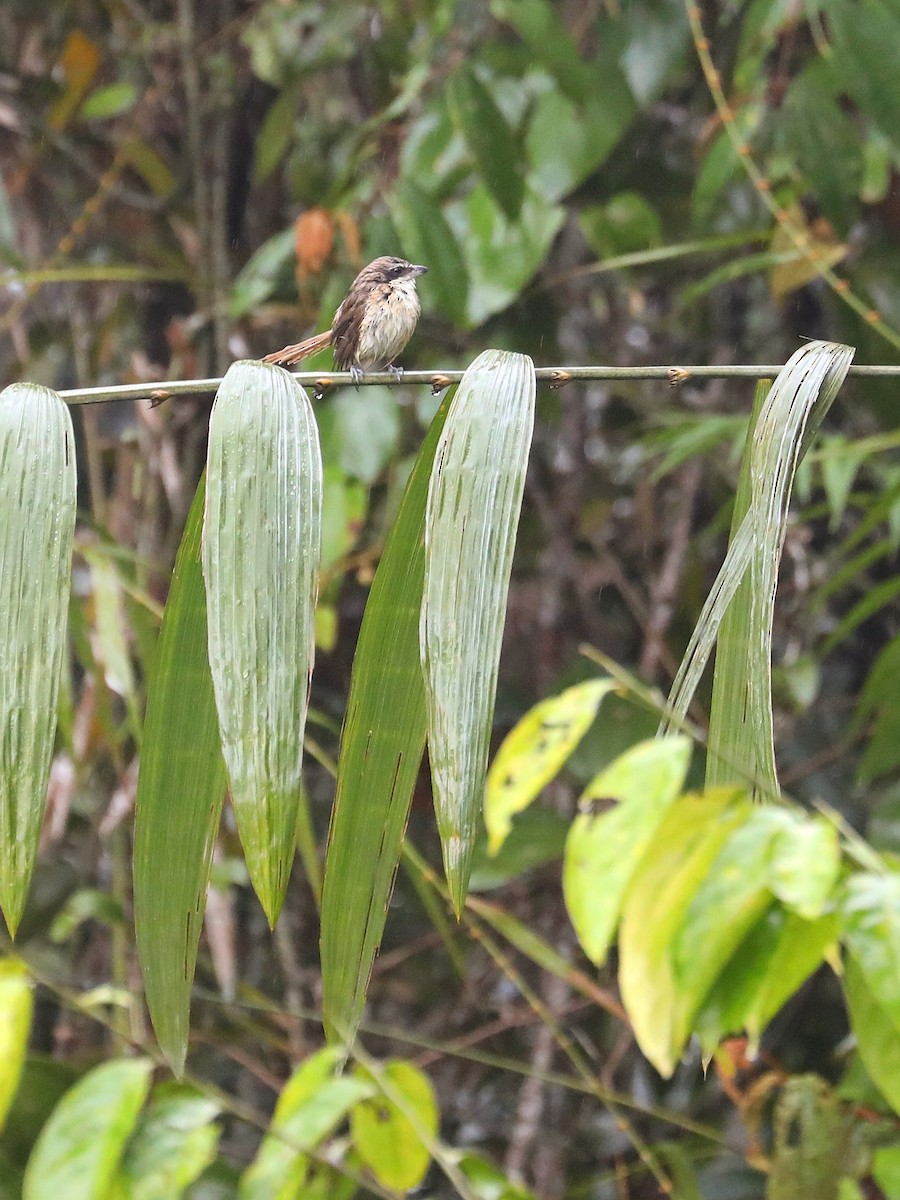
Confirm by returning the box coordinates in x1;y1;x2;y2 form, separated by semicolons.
446;68;524;221
390;182;468;325
134;476;228;1075
320;393;450;1047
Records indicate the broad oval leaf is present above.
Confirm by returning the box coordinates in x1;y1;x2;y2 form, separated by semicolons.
23;1058;152;1200
350;1060;438;1192
563;736;692;966
420;350;535;913
134;476;227;1075
203;361;323;926
320;395;450;1048
485;678;616;855
0;958;32;1131
0;383;76;936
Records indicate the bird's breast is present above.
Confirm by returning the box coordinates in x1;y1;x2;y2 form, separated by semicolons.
356;280;421;369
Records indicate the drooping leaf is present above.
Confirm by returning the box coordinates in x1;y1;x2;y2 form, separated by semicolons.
0;383;76;936
618;789;749;1076
484;679;616;855
134;476;227;1076
350;1061;438;1192
23;1060;152;1200
320;394;450;1048
664;342;854;799
0;959;32;1132
563;736;692;966
420;350;535;912
768;811;841;919
446;67;524;220
203;362;322;926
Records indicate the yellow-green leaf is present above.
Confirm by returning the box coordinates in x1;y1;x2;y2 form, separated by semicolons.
350;1061;438;1192
563;736;692;966
0;958;32;1132
485;679;616;855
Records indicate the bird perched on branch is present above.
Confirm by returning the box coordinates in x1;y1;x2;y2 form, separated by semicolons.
263;256;428;384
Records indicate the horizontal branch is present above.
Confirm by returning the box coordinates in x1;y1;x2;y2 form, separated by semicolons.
54;362;900;407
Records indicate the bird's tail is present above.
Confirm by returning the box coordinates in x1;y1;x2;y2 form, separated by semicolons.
262;329;333;366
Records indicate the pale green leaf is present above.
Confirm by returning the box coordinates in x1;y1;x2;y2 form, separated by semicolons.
23;1060;152;1200
420;350;535;912
562;736;692;966
0;383;76;936
844;954;900;1115
665;342;854;800
769;812;840;918
203;362;322;925
485;679;616;855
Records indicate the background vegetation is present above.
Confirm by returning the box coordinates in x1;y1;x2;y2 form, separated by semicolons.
3;0;900;1196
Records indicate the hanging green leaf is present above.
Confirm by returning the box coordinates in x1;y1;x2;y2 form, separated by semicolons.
563;736;692;966
134;476;227;1076
0;959;32;1133
23;1059;152;1200
420;350;535;914
320;394;450;1048
446;67;524;221
664;341;854;799
0;383;76;937
203;361;323;926
843;955;900;1115
485;678;616;855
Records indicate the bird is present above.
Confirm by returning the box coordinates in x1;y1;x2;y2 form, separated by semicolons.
262;256;428;385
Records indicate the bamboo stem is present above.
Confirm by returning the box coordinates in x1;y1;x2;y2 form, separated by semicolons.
51;363;900;406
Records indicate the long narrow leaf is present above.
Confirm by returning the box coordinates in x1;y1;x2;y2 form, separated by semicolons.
134;476;227;1075
203;362;322;926
320;395;451;1047
420;350;535;913
0;384;76;936
664;341;853;796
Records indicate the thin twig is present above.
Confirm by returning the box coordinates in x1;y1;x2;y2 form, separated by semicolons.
50;362;900;407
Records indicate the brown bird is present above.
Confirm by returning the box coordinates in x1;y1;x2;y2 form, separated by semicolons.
263;256;428;384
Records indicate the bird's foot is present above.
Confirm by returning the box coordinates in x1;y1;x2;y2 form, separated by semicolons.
349;365;364;389
387;364;404;382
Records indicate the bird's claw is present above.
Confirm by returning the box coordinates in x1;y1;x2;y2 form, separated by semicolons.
387;364;404;382
349;365;363;389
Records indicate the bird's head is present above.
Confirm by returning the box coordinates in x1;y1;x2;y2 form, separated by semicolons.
367;256;428;282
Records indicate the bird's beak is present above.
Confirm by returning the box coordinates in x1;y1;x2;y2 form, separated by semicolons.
410;264;428;276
